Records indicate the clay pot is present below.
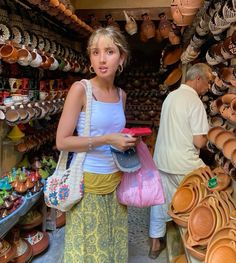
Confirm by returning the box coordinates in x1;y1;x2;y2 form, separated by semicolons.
223;137;236;159
164;67;182;86
140;13;156;39
222;93;236;105
163;46;183;66
171;5;195;26
172;185;196;213
21;230;49;256
29;49;42;68
188;203;216;242
158;12;172;39
171;0;199;16
19;209;43;229
207;126;225;144
209;116;224;127
231;149;236;167
0;240;17;263
214;130;235;150
0;43;18;64
123;11;137;35
207;241;236;263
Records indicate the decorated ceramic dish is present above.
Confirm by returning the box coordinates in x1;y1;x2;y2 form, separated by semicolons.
37;35;45;51
44;38;51;52
11;26;23;44
30;33;38;49
0;23;11;43
22;30;31;46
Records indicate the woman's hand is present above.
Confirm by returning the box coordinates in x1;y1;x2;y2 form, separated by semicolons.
107;133;138;152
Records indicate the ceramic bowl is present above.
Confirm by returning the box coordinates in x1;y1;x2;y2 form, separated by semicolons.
188;203;216;241
214;130;235;150
172;185;196;213
207;241;236;263
207;126;225;145
223;138;236;159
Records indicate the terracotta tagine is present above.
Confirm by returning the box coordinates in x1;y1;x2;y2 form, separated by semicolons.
21;230;49;256
0;240;16;263
10;227;33;263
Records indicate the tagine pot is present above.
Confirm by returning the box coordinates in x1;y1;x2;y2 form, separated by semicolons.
21;230;49;256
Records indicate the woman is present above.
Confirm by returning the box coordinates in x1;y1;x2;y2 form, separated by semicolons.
56;26;137;263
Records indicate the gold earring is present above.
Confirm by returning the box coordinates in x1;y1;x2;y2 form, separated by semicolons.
89;66;95;74
118;64;123;73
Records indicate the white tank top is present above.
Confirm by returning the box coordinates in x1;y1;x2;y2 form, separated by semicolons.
75;84;126;174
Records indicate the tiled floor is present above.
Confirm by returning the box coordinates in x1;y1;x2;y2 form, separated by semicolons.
32;207;168;263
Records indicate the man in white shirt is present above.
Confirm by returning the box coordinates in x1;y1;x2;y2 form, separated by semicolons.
148;63;214;259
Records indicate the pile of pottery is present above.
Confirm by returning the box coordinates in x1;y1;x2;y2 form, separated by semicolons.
0;189;24;220
14;124;57;153
27;0;93;33
181;0;236;64
3;98;65;126
168;165;233;235
170;0;204;27
183;190;236;261
168;166;211;227
204;222;236;263
208;125;236;168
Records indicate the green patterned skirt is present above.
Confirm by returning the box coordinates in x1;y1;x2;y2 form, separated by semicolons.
64;191;128;263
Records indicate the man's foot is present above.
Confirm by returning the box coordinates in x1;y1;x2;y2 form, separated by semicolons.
148;237;166;259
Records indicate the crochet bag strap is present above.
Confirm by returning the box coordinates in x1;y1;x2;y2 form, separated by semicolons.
55;79;93;172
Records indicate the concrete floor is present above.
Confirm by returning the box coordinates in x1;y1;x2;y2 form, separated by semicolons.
32;207;168;263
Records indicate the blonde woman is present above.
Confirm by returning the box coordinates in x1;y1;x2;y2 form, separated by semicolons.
56;27;138;263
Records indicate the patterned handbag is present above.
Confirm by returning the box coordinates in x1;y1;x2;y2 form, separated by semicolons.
44;79;92;212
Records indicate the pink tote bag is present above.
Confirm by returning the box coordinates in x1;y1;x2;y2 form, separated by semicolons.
116;140;165;207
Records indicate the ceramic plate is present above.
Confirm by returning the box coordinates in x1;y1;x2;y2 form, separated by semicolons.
11;26;23;44
37;35;45;51
0;23;11;43
22;30;31;46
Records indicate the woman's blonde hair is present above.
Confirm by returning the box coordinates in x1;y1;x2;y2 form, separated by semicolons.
87;26;130;66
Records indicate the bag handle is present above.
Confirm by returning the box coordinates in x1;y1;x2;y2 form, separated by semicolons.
55;79;93;172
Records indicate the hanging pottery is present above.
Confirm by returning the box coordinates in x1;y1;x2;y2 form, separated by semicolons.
123;10;137;35
140;13;156;41
158;12;172;39
105;14;120;31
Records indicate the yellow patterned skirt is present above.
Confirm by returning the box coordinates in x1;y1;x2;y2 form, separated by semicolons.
64;190;128;263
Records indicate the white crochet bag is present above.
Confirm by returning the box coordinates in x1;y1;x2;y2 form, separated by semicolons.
44;79;92;212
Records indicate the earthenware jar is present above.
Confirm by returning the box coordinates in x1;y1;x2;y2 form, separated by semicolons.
29;49;42;68
0;42;18;64
171;5;195;26
158;12;171;39
123;10;137;35
17;45;32;66
140;13;156;40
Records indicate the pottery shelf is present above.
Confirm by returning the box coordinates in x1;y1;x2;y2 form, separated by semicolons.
0;98;64;127
0;188;43;239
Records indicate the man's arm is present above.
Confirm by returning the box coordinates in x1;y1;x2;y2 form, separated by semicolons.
193;134;208;149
